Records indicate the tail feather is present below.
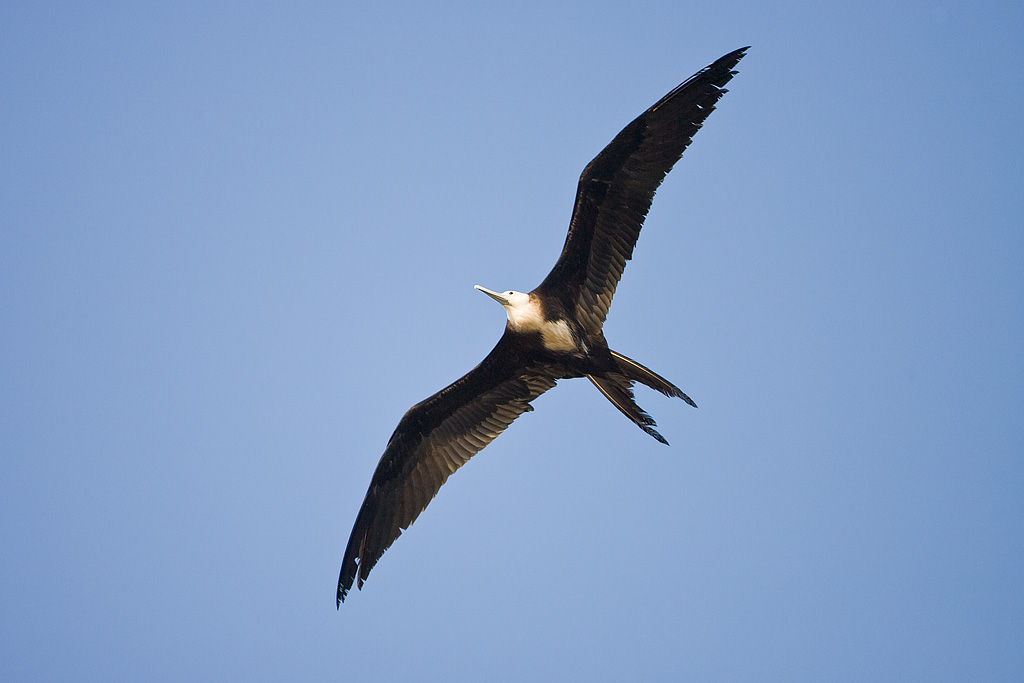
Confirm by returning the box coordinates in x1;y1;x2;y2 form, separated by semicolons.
586;373;669;445
610;350;697;408
586;351;696;443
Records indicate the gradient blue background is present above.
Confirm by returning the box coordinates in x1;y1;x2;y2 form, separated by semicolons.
3;2;1022;680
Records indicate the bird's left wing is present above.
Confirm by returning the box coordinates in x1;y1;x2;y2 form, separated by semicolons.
337;334;557;604
536;47;747;334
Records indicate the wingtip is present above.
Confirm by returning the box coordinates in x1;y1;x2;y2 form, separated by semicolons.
337;565;356;607
718;46;750;69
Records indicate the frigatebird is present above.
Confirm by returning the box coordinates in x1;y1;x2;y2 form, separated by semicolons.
338;47;747;604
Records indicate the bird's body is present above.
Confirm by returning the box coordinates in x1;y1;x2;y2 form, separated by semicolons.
338;48;747;604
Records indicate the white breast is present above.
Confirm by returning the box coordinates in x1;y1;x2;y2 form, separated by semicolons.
538;319;578;352
505;299;579;353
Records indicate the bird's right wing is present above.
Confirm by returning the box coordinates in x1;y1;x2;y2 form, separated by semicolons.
337;333;557;604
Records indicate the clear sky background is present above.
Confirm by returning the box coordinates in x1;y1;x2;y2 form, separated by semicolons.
2;2;1022;681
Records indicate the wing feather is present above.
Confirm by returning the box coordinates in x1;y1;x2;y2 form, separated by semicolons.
337;334;558;604
536;47;747;333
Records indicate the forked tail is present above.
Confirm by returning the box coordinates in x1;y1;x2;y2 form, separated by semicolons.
586;350;696;444
609;350;696;407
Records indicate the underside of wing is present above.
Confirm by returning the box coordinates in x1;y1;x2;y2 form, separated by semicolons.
337;336;557;604
536;47;748;333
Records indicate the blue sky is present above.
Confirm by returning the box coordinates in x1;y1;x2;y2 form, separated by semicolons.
2;2;1022;681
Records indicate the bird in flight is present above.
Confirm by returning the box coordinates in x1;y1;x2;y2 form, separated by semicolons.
338;47;747;605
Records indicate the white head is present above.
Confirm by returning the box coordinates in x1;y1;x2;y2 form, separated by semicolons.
474;285;542;330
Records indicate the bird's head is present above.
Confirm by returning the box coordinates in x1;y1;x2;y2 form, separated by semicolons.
474;285;529;308
474;285;540;330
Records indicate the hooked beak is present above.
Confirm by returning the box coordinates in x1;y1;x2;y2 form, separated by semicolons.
474;285;509;306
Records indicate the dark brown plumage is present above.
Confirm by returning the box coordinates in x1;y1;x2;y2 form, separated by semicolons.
338;48;747;605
